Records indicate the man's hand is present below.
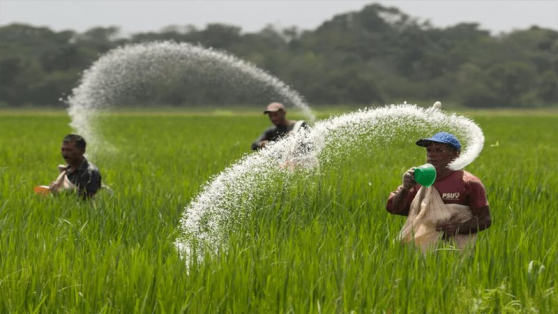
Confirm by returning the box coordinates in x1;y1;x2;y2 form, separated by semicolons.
436;223;460;237
437;208;492;237
402;167;416;191
386;167;416;215
259;140;270;148
49;182;60;194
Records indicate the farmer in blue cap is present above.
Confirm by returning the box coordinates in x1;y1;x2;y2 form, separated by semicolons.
386;132;491;250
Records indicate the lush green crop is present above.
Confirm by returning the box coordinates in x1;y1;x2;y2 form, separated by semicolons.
0;110;556;313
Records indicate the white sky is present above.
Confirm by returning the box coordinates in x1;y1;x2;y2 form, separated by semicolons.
0;0;557;35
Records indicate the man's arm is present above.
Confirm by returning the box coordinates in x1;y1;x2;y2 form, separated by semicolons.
78;170;102;199
437;177;491;236
386;168;416;216
49;168;68;194
436;206;492;236
251;128;273;150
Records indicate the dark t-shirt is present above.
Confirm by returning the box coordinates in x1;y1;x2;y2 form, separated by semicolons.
66;158;102;198
386;170;489;216
251;121;308;150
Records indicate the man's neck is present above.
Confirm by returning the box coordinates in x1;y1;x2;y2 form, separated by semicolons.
276;119;293;127
68;158;85;171
436;168;455;181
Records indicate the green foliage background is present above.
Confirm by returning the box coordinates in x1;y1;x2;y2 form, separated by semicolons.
1;3;557;109
0;110;556;313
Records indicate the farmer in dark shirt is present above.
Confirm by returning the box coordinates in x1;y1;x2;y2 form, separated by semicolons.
49;134;102;199
251;102;307;150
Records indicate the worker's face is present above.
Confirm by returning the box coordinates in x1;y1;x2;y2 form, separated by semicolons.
61;141;84;165
426;143;460;172
268;110;286;126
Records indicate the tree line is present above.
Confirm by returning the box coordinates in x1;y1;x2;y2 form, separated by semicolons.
1;3;557;109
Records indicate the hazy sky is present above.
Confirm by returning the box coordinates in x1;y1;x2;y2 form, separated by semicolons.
0;0;557;35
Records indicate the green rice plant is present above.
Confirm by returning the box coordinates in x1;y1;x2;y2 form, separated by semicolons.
0;110;556;313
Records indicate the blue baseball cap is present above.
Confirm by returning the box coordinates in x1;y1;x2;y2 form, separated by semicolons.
416;132;461;151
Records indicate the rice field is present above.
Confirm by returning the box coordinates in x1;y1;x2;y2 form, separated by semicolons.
0;109;556;313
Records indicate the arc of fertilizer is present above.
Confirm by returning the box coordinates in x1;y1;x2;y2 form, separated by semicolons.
65;41;316;154
175;102;485;258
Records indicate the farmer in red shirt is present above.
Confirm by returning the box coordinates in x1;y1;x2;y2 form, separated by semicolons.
386;132;491;249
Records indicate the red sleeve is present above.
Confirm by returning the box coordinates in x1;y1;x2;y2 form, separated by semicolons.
467;179;489;211
386;185;418;214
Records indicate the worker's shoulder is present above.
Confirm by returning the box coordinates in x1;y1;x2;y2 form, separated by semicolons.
294;120;309;129
461;170;484;184
263;125;279;133
84;159;101;174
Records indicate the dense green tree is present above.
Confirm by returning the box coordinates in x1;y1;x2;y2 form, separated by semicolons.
0;3;556;108
537;70;558;103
